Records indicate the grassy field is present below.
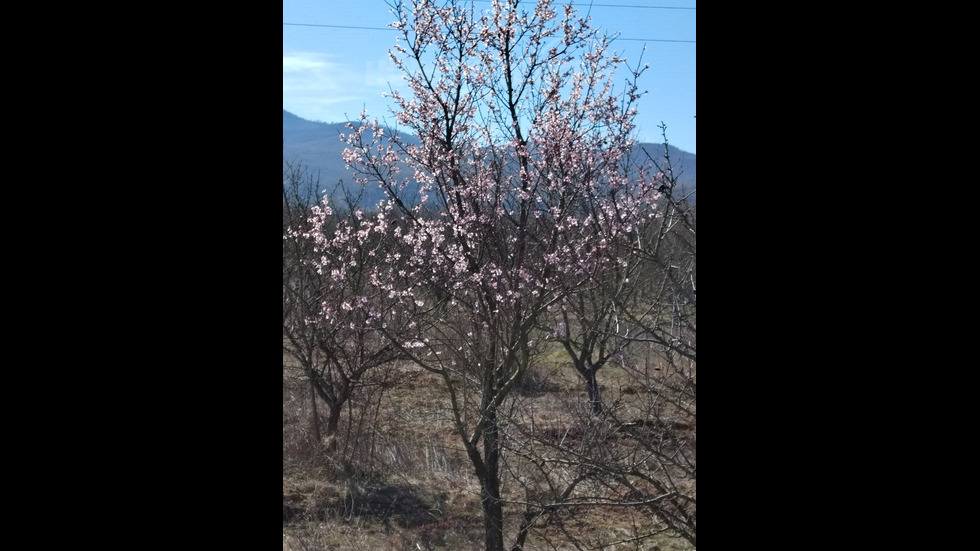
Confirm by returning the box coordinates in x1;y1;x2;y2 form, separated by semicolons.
283;347;695;551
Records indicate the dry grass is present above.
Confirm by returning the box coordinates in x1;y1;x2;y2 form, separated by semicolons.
283;349;695;551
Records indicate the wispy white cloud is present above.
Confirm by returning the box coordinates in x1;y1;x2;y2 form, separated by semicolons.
282;52;350;95
282;55;328;72
283;51;402;123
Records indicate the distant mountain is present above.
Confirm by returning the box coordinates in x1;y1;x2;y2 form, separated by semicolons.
283;110;695;205
282;112;352;196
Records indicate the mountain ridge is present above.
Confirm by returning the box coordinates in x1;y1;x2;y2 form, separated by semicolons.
283;110;695;205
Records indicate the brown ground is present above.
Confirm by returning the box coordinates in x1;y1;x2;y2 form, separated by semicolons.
283;353;695;551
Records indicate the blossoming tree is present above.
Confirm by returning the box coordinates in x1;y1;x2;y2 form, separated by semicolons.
284;168;409;441
308;1;666;548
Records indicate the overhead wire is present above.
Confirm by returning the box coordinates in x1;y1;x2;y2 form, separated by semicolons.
283;22;694;43
284;1;694;43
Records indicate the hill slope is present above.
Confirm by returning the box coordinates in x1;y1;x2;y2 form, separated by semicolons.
283;110;695;205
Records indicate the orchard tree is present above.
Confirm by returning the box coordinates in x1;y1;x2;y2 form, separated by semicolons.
499;142;694;550
312;1;665;549
532;141;696;547
540;162;659;416
283;165;405;441
633;136;696;374
283;160;329;440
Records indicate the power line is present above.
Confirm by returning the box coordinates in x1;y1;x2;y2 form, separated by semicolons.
618;38;695;42
283;22;693;43
588;3;694;7
472;1;695;8
283;23;395;31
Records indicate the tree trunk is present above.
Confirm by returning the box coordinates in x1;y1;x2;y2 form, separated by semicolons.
511;509;534;551
585;368;603;415
481;406;506;551
325;401;342;436
309;376;321;442
309;371;349;438
567;347;605;416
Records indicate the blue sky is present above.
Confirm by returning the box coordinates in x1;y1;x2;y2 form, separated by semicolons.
283;0;696;154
